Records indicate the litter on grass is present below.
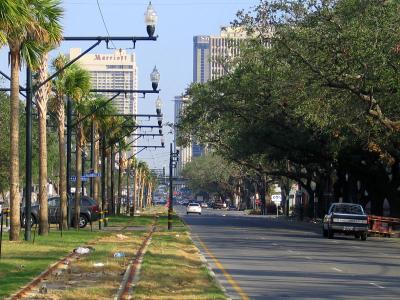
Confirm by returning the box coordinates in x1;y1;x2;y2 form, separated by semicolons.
116;234;128;240
113;252;126;258
74;247;92;254
93;262;105;267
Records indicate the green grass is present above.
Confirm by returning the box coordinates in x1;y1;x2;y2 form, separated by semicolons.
134;230;226;299
107;215;155;227
0;228;106;299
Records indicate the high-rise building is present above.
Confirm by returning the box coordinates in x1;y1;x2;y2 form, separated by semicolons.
69;48;139;155
193;26;246;83
190;27;246;158
69;48;138;115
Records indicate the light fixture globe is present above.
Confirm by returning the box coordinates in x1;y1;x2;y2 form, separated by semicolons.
145;1;158;37
155;96;162;115
150;66;160;91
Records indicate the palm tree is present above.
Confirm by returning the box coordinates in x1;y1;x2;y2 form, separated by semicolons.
34;0;63;235
84;95;116;206
64;65;91;229
49;54;69;229
2;0;55;240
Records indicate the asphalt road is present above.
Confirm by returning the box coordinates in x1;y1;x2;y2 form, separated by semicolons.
177;206;400;300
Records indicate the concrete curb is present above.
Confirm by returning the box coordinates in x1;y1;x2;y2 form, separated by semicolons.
179;216;232;300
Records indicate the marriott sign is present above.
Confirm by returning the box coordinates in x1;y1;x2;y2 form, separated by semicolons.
94;54;128;61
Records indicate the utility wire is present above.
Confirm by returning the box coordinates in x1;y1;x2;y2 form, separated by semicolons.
96;0;117;49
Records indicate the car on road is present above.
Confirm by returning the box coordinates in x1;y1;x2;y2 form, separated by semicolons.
323;203;368;240
22;195;100;228
200;202;208;208
187;203;202;215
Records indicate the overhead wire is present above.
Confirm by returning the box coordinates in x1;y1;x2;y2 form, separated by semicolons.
96;0;117;49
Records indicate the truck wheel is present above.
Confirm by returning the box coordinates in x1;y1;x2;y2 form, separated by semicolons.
360;232;367;241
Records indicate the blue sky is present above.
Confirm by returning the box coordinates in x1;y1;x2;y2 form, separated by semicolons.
0;0;259;171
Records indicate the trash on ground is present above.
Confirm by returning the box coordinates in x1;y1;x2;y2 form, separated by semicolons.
93;262;105;267
73;247;92;254
116;234;128;240
113;252;126;258
39;284;48;294
175;234;180;238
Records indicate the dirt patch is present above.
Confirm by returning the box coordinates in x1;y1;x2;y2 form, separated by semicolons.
20;230;146;300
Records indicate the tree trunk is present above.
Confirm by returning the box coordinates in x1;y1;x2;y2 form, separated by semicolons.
57;101;68;230
132;168;137;216
126;166;130;215
93;122;100;205
117;149;123;215
37;54;50;235
140;175;145;209
9;50;21;241
74;125;82;229
107;149;112;214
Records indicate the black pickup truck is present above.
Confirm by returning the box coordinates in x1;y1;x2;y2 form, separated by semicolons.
323;203;368;240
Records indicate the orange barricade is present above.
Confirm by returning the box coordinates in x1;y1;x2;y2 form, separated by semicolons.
368;215;400;237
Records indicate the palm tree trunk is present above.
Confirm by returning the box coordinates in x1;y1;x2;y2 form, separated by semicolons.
126;166;130;215
140;175;145;209
74;125;82;229
57;102;68;229
117;149;123;215
132;168;137;216
37;54;50;235
9;50;21;241
93;123;100;205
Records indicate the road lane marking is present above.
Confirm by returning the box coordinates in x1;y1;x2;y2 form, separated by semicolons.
305;256;312;260
370;282;385;289
196;236;250;300
272;243;279;246
351;246;361;249
332;267;343;272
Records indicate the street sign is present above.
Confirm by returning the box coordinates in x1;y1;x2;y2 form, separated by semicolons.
271;194;282;204
84;172;101;178
70;176;89;182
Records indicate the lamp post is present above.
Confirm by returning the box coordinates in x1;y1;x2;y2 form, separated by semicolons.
168;143;179;230
145;1;158;38
151;66;160;91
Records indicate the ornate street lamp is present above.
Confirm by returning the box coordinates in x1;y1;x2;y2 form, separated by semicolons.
161;136;165;147
156;96;162;115
150;66;160;91
145;1;158;38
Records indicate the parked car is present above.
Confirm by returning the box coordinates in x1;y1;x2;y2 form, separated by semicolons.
212;201;227;209
187;203;202;215
21;195;100;228
323;203;368;240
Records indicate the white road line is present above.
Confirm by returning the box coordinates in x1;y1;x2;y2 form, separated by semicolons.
332;267;343;272
369;282;385;289
305;256;312;260
352;246;361;249
272;243;279;246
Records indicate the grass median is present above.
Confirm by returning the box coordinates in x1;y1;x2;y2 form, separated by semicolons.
134;215;226;300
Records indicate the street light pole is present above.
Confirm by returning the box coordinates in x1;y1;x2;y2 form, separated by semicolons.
168;143;179;230
168;143;173;230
